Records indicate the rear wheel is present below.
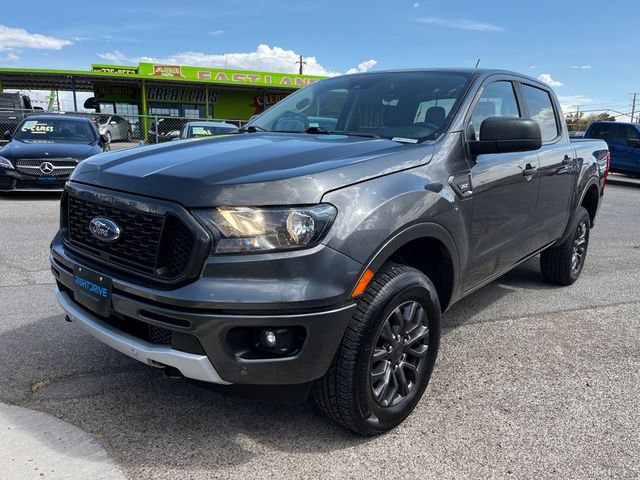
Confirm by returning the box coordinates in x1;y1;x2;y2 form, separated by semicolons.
540;206;590;285
313;263;441;435
126;130;132;142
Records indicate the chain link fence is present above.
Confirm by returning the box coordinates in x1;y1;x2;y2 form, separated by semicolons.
0;108;248;148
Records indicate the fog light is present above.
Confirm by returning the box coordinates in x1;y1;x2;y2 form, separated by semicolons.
263;330;277;348
257;327;300;356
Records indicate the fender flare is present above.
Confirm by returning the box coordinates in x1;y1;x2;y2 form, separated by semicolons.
557;177;600;245
359;222;461;308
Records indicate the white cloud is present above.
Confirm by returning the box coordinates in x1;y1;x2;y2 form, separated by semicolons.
97;50;129;63
208;30;224;36
529;65;536;69
416;17;503;32
557;95;594;114
346;59;378;75
538;73;563;87
5;52;18;61
103;44;375;76
571;65;591;69
0;25;72;51
413;2;419;7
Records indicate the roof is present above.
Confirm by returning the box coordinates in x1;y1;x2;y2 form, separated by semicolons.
0;63;324;93
23;114;94;123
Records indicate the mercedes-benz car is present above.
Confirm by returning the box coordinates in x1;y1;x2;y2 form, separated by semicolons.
0;115;108;191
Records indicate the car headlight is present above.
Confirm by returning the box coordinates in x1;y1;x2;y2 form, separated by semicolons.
194;204;337;253
0;156;14;169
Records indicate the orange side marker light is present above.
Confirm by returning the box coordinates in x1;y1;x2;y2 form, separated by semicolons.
351;268;375;298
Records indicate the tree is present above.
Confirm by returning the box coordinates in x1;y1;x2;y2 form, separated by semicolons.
566;112;615;131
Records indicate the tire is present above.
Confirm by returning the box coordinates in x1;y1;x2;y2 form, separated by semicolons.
313;263;441;435
126;130;132;142
540;206;590;285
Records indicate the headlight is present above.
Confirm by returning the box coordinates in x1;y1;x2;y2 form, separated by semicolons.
194;204;337;253
0;156;14;169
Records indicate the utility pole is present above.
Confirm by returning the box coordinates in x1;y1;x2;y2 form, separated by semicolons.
631;93;637;123
296;55;306;75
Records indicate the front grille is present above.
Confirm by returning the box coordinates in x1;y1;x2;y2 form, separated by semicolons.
15;158;77;177
66;194;196;279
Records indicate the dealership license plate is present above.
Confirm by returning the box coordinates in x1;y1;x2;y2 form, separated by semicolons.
73;265;112;317
37;176;57;182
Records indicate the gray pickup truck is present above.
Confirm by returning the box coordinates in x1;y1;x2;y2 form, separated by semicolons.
50;69;609;435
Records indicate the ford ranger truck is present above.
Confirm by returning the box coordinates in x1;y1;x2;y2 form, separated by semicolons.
50;69;609;435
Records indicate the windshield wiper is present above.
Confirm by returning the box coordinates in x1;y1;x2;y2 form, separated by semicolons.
306;127;381;139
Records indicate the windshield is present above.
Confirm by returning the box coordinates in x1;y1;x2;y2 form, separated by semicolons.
95;115;111;125
14;118;96;144
248;71;473;142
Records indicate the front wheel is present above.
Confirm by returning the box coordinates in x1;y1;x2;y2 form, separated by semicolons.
540;206;591;285
313;263;441;435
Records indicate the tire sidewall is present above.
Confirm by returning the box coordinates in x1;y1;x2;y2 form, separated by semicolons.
352;270;441;433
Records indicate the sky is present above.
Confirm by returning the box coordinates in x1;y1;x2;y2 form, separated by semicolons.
1;0;639;118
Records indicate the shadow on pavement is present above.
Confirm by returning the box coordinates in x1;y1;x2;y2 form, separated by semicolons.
0;260;556;474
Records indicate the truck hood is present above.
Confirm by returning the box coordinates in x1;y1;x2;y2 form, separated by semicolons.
71;132;434;207
0;140;100;161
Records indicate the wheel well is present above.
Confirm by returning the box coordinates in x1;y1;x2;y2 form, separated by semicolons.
581;185;599;226
387;237;454;311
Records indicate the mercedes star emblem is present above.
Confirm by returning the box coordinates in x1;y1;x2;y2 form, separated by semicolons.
39;162;54;175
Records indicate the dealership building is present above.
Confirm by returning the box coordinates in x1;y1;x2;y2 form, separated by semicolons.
0;62;324;138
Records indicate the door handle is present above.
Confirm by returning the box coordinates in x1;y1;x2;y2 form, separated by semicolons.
562;155;573;165
522;164;537;177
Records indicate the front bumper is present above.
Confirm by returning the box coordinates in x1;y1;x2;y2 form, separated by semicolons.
55;287;229;383
0;169;67;191
51;235;360;385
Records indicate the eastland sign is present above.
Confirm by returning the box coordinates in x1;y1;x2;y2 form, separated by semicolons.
138;63;323;89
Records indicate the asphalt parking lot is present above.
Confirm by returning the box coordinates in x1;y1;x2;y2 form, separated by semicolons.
0;176;638;480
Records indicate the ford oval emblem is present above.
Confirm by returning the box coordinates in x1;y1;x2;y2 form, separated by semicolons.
89;217;122;243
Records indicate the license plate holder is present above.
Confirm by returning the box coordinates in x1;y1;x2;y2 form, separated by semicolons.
73;265;112;317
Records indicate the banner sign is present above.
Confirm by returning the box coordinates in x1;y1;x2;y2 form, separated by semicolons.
91;64;138;75
138;63;323;89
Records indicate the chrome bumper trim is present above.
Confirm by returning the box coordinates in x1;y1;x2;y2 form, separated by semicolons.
55;287;231;384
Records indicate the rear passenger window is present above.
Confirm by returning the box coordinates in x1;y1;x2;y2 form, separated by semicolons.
522;85;559;143
471;81;520;139
587;123;614;141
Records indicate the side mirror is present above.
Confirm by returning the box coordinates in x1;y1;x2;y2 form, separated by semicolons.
3;131;11;141
469;117;542;155
99;134;110;144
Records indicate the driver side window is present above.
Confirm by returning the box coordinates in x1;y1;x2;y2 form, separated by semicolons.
471;81;521;139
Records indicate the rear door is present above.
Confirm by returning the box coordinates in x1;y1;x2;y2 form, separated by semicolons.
520;83;575;245
610;124;640;173
463;78;541;290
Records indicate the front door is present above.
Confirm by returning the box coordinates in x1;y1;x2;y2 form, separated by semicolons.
464;80;541;291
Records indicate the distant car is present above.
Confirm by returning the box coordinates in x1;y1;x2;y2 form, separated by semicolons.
94;115;132;142
0;115;108;191
179;121;237;139
0;92;35;143
584;121;640;176
148;118;186;143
